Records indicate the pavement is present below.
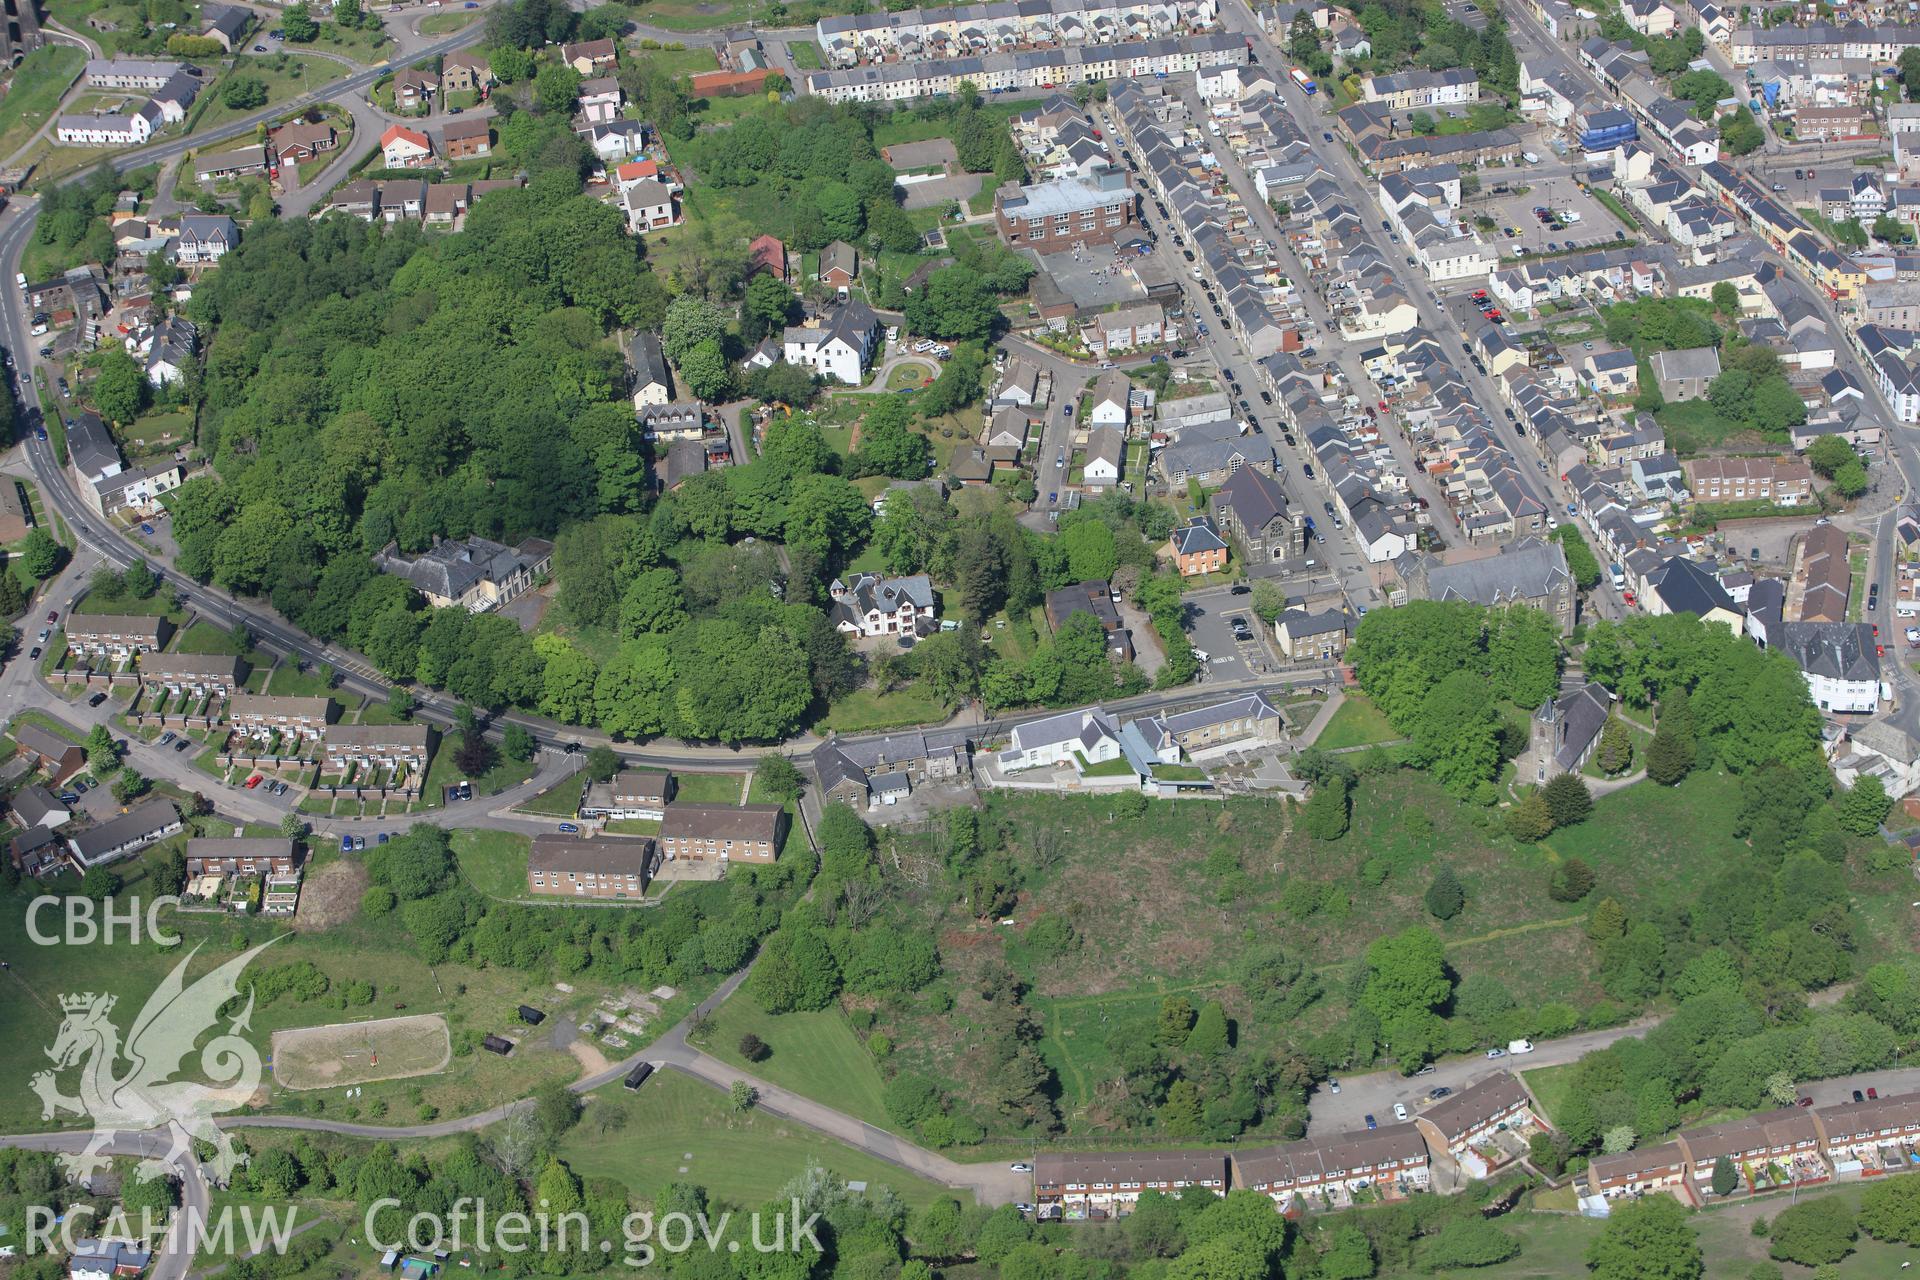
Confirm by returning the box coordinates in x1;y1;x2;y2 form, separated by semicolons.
1307;1018;1661;1137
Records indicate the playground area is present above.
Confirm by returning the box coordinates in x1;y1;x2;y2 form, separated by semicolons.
269;1013;452;1090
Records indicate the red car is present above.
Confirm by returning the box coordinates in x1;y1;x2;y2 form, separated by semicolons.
1470;289;1487;300
1378;400;1389;412
244;773;264;789
46;610;58;624
1869;1087;1880;1099
1487;310;1504;322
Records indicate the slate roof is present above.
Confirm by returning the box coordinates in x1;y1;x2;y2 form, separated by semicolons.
1171;516;1227;556
630;331;669;391
1776;620;1880;682
1650;556;1740;618
1538;680;1612;771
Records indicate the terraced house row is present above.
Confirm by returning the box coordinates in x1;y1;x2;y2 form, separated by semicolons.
815;0;1219;67
1034;1073;1542;1218
1586;1089;1920;1204
800;31;1247;101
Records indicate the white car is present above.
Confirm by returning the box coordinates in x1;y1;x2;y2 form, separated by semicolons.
1009;1162;1033;1173
1485;1047;1506;1058
1326;1079;1341;1094
1393;1102;1409;1121
1014;1203;1036;1215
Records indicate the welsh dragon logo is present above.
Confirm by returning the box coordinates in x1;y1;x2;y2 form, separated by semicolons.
32;940;277;1186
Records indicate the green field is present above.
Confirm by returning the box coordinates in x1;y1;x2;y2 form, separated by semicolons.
789;40;823;70
1311;693;1399;750
515;774;586;816
641;45;720;77
416;9;479;33
0;45;84;162
451;828;532;900
187;54;330;138
696;1000;893;1131
0;853;604;1132
673;771;747;805
561;1071;962;1210
818;685;952;734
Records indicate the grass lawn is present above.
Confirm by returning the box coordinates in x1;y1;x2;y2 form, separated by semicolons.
673;771;747;805
621;0;760;31
561;1071;962;1211
515;775;586;817
187;54;331;137
417;9;479;33
642;46;720;77
818;684;952;734
789;40;823;69
171;619;256;657
695;1000;894;1131
118;409;191;459
605;817;662;836
1311;693;1399;750
260;662;333;698
307;20;392;63
1519;1062;1577;1126
451;828;531;900
0;45;84;162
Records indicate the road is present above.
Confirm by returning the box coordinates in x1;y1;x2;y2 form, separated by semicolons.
0;1129;208;1280
1306;1017;1660;1137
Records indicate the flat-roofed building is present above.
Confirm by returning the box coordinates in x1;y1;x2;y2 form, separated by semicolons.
658;803;788;865
528;834;656;899
1033;1150;1227;1219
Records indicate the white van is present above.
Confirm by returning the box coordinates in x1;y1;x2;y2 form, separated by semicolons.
1507;1039;1536;1055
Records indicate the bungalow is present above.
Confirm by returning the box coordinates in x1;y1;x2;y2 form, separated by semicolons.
192;145;269;183
1168;515;1228;575
828;572;938;637
658;803;788;865
270;120;337;165
66;799;182;869
379;124;434;169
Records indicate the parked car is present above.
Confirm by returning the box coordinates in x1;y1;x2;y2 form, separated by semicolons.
341;834;354;853
1869;1087;1880;1099
173;738;191;752
1798;1096;1814;1107
1364;1113;1377;1130
27;646;39;660
1428;1086;1453;1101
1393;1103;1409;1121
1414;1064;1437;1077
1010;1162;1033;1173
1327;1079;1340;1093
1484;1047;1506;1058
1854;1089;1867;1103
558;822;580;833
139;523;155;535
244;773;264;789
159;731;175;745
87;692;107;708
46;610;58;624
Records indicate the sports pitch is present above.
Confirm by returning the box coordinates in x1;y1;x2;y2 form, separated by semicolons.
270;1013;452;1090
